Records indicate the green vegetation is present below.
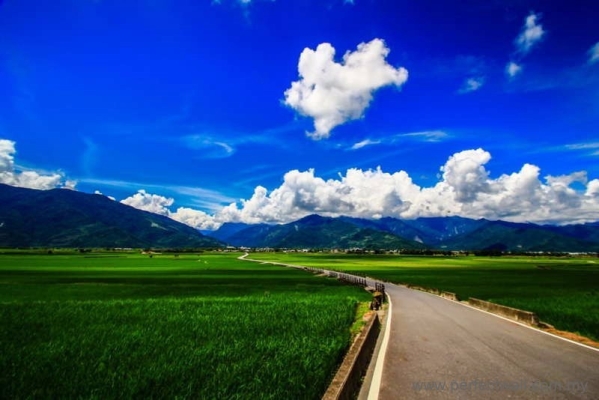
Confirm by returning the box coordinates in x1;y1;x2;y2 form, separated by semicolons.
0;183;222;248
218;214;425;250
211;215;599;252
0;251;370;399
250;253;599;341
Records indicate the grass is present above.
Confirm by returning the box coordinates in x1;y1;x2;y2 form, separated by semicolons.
249;252;599;341
0;251;371;399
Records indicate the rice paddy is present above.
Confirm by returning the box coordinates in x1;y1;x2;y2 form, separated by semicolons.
0;251;371;399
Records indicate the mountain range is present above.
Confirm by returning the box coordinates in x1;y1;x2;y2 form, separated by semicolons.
206;214;427;250
207;215;599;252
1;183;598;252
0;184;221;248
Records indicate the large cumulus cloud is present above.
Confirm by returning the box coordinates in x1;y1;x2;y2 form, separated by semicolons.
215;149;598;225
126;148;599;229
284;39;408;139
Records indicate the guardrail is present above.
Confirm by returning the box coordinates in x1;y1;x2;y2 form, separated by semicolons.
468;297;540;326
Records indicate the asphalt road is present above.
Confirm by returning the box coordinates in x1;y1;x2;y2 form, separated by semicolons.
377;283;599;399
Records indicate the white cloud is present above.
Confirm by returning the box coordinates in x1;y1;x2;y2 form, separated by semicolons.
284;38;408;140
506;62;522;78
459;77;485;93
63;180;77;190
351;139;381;150
505;12;544;81
94;190;116;201
0;139;72;190
400;130;448;142
566;141;599;150
82;177;234;212
351;130;448;151
205;149;599;226
170;207;221;230
181;135;235;158
588;42;599;64
587;180;599;197
565;141;599;157
121;149;599;229
120;190;174;216
515;12;545;55
440;149;491;202
120;190;223;230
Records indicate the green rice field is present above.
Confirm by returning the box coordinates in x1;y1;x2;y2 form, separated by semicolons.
250;252;599;341
0;251;370;399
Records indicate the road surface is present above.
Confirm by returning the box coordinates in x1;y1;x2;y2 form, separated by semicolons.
239;255;599;399
376;283;599;399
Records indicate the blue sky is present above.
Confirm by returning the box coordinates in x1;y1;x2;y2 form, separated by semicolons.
1;0;598;228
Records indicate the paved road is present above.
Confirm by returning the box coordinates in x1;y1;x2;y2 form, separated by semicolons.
378;283;599;399
240;256;599;399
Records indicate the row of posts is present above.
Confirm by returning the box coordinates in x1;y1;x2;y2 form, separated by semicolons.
302;266;386;302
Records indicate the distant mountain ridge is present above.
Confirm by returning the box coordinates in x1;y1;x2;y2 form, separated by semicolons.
0;184;222;248
2;182;597;251
207;214;599;252
213;214;426;250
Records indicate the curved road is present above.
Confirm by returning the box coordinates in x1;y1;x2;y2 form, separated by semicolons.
240;256;599;399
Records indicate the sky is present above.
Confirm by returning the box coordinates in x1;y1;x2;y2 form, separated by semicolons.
1;0;598;229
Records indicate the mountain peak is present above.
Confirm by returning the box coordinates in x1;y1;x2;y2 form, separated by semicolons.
0;184;222;248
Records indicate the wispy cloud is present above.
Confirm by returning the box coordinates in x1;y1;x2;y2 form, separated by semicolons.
503;61;599;93
565;141;599;156
505;61;522;79
437;55;487;94
81;137;98;176
400;130;448;142
350;139;381;150
181;135;235;158
227;163;291;191
565;142;599;150
523;140;599;157
348;130;449;151
515;12;545;55
179;121;301;157
458;76;485;93
212;0;258;5
505;12;545;81
528;141;599;159
80;177;235;211
588;42;599;64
